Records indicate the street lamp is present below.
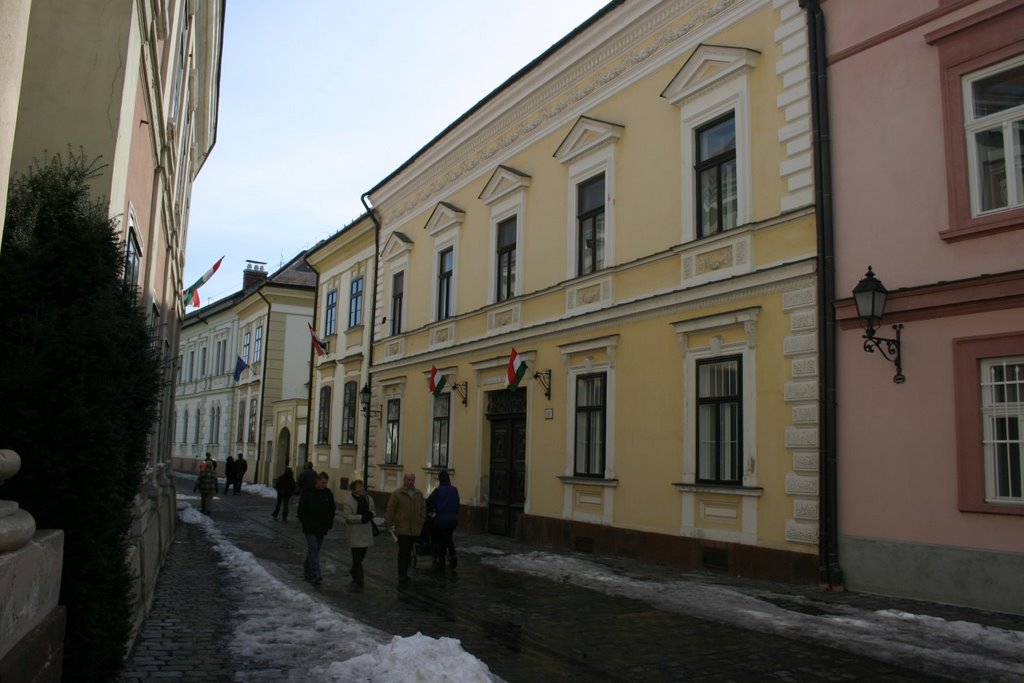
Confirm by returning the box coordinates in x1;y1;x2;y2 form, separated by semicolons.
853;266;905;384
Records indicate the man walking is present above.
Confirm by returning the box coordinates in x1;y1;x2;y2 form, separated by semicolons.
297;460;317;492
297;471;335;584
234;454;248;494
384;472;425;585
194;462;218;515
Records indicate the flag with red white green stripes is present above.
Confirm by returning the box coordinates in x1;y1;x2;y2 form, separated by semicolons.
428;366;447;396
505;348;527;391
182;256;224;308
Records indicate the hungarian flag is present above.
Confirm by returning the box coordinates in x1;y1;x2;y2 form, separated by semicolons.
428;366;447;396
308;322;327;357
505;348;527;390
232;355;249;382
182;256;224;308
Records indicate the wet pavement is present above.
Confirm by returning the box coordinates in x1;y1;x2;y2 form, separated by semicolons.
120;476;1024;681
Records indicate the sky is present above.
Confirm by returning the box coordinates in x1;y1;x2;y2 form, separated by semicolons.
184;1;611;306
177;483;1024;682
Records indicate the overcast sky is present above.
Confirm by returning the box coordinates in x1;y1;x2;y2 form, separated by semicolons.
184;1;610;305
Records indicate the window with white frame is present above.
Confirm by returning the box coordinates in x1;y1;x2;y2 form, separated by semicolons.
576;174;605;276
555;117;621;280
390;271;404;336
247;398;257;442
495;216;517;302
384;398;401;464
193;409;201;444
574;373;606;477
695;113;738;237
431;393;451;468
349;276;364;328
696;356;742;484
964;57;1024;217
209;405;220;444
215;339;226;374
981;357;1023;503
188;350;195;381
662;44;757;243
253;325;262;362
182;410;189;443
325;288;338;336
123;217;141;289
236;401;245;443
317;386;331;444
242;331;251;363
341;381;357;445
436;247;454;320
200;346;207;377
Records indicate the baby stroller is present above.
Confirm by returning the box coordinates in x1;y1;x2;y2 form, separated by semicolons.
410;514;435;568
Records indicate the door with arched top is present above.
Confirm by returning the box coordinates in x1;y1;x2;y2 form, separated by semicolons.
486;390;526;537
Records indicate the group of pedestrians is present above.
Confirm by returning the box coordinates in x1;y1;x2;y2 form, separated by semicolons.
192;452;249;515
282;465;460;588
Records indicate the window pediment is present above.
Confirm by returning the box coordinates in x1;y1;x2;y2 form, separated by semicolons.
424;201;465;237
554;116;624;165
479;165;532;206
661;44;760;106
382;231;413;262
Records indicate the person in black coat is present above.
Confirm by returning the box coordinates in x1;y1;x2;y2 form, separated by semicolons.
426;470;460;570
223;455;236;494
297;472;335;584
272;466;296;521
234;454;248;494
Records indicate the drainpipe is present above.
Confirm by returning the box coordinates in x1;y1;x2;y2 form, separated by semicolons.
254;287;272;485
303;255;321;470
360;193;382;489
800;0;843;591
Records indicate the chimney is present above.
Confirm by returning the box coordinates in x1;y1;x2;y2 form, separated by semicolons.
243;260;268;290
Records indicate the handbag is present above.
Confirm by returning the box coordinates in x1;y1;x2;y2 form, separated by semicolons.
371;519;380;537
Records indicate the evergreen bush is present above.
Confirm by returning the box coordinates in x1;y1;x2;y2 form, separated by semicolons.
0;149;163;683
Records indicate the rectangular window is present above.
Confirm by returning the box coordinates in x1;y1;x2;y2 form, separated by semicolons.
236;401;245;443
253;325;262;362
574;373;606;477
209;405;220;444
188;351;195;381
696;112;738;238
341;381;357;445
437;247;453;320
182;410;189;443
193;409;201;444
317;386;331;444
496;216;517;302
966;59;1024;216
215;340;226;374
325;289;338;336
577;174;605;276
431;393;451;468
242;331;251;363
391;272;404;336
696;356;742;484
349;277;364;328
200;347;207;377
123;227;141;289
384;398;401;464
981;357;1023;503
247;398;257;442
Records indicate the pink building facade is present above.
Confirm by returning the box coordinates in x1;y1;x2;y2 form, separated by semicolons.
823;0;1024;613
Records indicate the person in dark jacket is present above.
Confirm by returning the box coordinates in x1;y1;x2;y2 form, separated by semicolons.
272;466;296;521
297;460;317;492
223;455;236;495
193;462;218;515
234;454;248;494
426;470;460;570
297;472;335;584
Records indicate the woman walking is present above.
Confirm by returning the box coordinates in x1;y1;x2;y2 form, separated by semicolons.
342;479;375;586
272;466;296;521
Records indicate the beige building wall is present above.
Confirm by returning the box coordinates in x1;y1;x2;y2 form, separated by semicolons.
359;0;822;581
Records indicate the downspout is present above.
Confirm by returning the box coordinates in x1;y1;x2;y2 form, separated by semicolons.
800;0;843;591
303;255;321;469
360;192;382;488
255;287;272;485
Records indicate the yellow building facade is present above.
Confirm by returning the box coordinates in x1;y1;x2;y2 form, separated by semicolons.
319;0;820;579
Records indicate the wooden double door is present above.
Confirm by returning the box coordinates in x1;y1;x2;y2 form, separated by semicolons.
486;390;526;537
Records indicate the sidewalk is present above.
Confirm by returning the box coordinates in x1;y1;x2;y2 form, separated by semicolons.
120;476;1024;682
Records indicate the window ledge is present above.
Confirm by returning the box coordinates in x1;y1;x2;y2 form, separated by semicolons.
378;463;403;471
558;476;619;487
673;482;763;497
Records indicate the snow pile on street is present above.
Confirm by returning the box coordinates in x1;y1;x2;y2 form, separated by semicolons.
178;504;499;682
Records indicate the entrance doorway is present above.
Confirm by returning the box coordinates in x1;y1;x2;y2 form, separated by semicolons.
275;427;290;479
486;389;526;536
